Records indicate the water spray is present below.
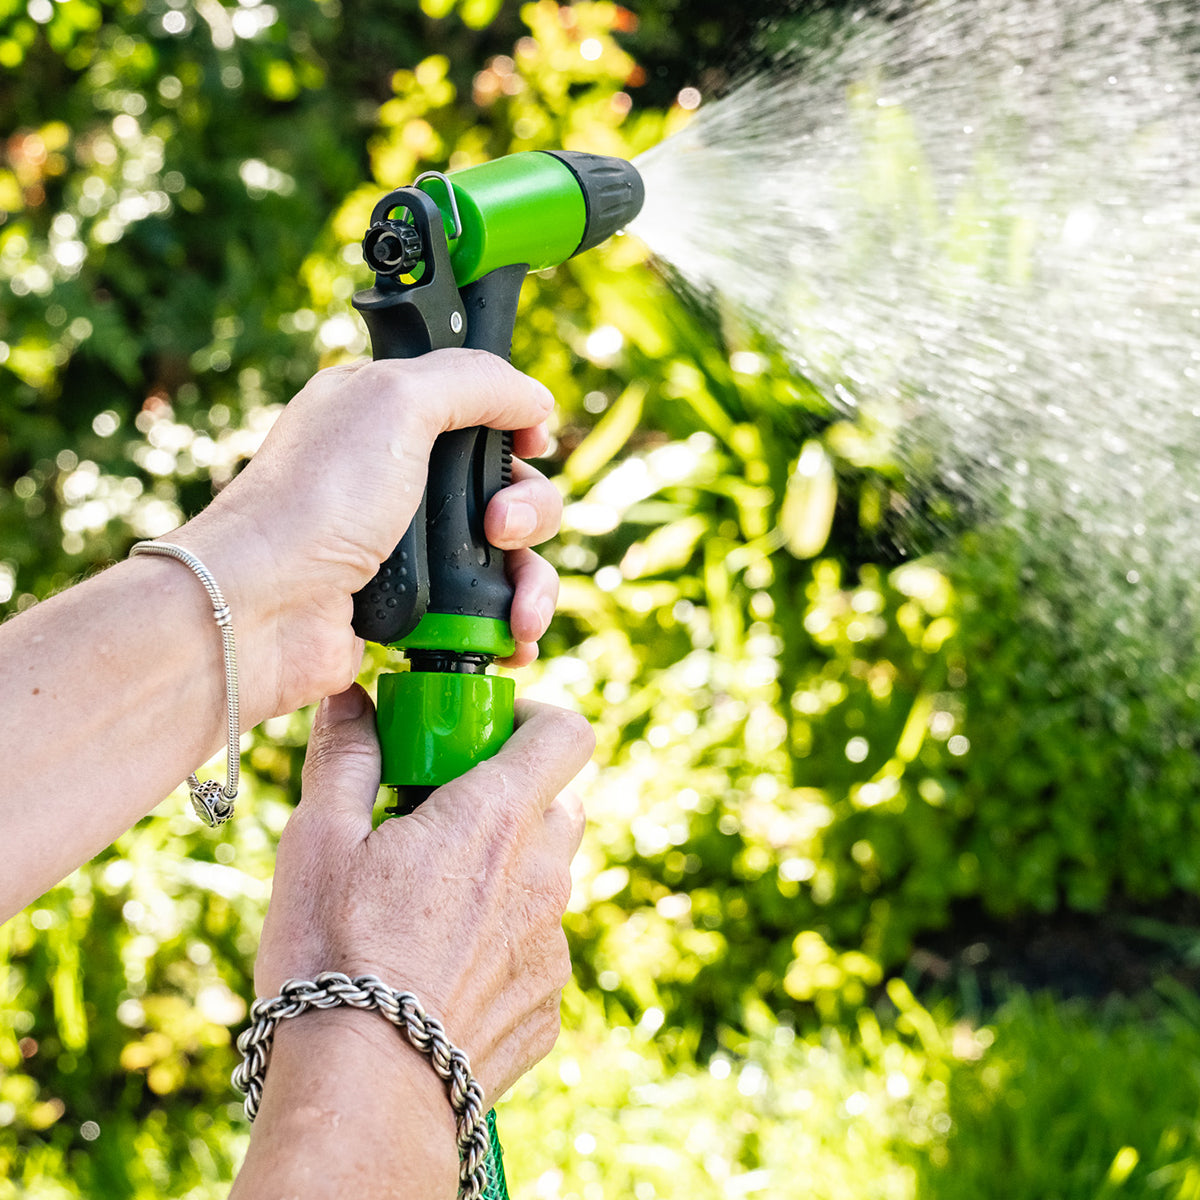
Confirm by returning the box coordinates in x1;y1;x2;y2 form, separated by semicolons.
629;0;1200;680
350;149;644;1197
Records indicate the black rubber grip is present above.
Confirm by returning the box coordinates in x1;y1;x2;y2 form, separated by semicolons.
351;247;530;644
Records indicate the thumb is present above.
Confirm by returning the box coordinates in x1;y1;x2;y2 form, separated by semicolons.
298;684;382;835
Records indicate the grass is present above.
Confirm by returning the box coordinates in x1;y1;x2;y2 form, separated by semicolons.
918;983;1200;1200
496;980;1200;1200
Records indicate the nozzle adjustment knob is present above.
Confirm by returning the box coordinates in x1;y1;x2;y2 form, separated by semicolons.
363;219;424;277
541;150;645;256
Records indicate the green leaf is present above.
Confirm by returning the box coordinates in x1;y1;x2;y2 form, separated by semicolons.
561;379;646;492
620;514;708;579
779;439;836;558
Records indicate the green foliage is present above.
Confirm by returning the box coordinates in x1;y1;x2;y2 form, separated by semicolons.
0;0;359;605
941;524;1200;918
501;982;1200;1200
917;984;1200;1200
0;766;306;1198
499;984;948;1200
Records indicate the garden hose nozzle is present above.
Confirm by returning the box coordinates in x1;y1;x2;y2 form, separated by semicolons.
349;147;642;1199
350;150;643;813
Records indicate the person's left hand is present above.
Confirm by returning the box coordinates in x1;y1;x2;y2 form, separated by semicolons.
254;686;593;1105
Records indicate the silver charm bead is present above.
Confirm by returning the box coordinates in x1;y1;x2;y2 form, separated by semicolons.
190;780;236;827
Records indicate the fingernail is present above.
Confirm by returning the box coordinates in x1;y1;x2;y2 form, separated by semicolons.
536;595;556;634
503;502;538;542
319;686;367;725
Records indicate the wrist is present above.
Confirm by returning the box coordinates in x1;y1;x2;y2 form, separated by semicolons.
157;510;358;722
273;1002;459;1114
243;1005;460;1194
138;514;278;724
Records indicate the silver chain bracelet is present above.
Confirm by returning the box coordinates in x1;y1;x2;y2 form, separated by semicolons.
232;972;491;1199
129;540;240;827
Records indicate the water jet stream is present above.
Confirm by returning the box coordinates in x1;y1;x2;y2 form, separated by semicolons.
629;0;1200;677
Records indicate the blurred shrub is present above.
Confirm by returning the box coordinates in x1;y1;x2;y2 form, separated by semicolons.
948;522;1200;916
503;980;1200;1199
499;980;952;1200
0;774;303;1198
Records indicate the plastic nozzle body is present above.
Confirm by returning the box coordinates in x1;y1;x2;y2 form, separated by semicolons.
419;151;645;286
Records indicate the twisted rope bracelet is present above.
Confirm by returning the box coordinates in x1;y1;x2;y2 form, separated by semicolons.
232;972;491;1199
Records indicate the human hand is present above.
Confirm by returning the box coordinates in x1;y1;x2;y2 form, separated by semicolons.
169;351;562;723
254;685;593;1105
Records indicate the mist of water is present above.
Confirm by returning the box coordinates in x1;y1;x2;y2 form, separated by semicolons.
630;0;1200;675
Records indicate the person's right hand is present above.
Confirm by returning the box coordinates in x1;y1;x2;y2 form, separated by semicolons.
164;351;562;727
253;685;593;1105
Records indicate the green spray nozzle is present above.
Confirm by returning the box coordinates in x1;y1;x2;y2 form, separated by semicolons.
352;150;645;647
361;150;644;289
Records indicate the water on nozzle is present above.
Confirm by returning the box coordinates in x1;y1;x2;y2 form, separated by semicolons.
629;0;1200;666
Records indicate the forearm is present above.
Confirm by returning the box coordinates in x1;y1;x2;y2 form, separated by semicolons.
0;356;561;920
0;550;281;918
230;1007;459;1199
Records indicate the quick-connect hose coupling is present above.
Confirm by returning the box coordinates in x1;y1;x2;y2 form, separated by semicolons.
377;669;515;805
377;614;516;814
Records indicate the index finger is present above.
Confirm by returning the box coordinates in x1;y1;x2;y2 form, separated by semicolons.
410;348;555;436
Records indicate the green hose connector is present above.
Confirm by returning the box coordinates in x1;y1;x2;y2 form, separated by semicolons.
380;613;516;789
394;613;517;658
377;669;515;790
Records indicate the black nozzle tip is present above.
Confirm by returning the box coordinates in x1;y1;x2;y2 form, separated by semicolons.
542;150;645;257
